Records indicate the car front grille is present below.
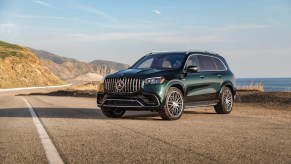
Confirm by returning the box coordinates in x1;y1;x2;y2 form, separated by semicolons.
105;78;142;93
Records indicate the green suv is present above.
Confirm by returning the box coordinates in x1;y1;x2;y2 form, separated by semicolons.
97;51;236;120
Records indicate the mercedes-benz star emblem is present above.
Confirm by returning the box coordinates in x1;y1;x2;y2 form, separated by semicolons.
116;80;125;91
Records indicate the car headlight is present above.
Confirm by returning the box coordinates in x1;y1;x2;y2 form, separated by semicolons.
144;76;165;85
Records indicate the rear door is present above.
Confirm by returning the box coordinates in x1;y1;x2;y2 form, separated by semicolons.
197;55;226;100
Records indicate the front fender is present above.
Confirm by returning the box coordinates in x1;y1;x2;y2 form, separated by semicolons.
162;80;186;104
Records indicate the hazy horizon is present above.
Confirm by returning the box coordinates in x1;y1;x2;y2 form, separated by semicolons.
1;0;291;78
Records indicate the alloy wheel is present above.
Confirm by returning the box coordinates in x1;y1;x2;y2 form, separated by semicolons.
167;91;183;117
223;89;233;112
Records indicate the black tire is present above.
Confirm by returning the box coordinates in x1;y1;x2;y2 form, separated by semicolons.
101;108;126;118
159;87;184;120
214;87;233;114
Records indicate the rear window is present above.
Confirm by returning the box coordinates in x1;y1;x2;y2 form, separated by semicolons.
197;55;227;71
197;55;217;71
213;58;226;71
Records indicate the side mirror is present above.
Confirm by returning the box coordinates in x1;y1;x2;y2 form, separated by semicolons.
187;66;198;73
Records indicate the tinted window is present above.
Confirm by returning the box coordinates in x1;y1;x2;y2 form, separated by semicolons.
185;55;199;68
213;58;226;71
197;55;217;71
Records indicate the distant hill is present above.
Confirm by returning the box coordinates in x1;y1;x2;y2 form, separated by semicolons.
0;41;64;88
29;49;76;64
72;73;103;82
90;60;129;71
30;48;128;82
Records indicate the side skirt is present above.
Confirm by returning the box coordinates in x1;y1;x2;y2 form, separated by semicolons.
185;100;218;108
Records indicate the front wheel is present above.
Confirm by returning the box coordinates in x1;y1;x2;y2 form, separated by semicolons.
101;108;126;118
214;87;233;114
159;87;184;120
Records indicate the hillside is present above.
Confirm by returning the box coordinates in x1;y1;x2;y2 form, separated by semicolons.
30;48;127;81
90;60;129;71
72;73;103;82
0;41;64;88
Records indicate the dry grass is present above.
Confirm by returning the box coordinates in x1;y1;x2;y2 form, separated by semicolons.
0;41;64;88
237;83;264;92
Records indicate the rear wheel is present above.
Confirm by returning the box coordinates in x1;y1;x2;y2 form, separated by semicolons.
101;108;126;118
159;87;184;120
214;87;233;114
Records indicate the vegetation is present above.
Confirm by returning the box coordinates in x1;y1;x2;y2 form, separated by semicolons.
0;40;64;88
237;83;264;92
0;41;23;50
0;41;27;59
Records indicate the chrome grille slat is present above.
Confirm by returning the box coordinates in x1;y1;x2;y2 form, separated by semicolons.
136;79;138;91
105;78;142;93
129;78;133;92
110;79;112;92
127;78;129;93
108;79;110;91
111;79;113;92
134;79;136;91
109;79;111;92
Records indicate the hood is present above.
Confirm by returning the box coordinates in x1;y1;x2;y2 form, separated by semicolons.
106;68;180;79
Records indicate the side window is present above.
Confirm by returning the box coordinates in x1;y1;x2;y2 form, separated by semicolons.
186;55;199;68
197;55;217;71
213;58;226;71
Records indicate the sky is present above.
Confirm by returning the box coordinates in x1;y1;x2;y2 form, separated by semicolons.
0;0;291;78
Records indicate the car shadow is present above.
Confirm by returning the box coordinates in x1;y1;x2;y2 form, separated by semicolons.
0;107;216;120
0;107;106;119
183;111;217;115
122;113;163;121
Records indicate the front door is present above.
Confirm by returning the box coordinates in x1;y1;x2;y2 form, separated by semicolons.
183;55;209;102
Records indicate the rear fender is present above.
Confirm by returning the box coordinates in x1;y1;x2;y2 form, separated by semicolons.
219;81;236;99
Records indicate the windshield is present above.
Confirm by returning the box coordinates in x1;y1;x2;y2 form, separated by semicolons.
132;53;185;70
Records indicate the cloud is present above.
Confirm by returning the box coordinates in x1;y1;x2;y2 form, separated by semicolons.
212;23;273;32
32;0;59;10
9;14;67;19
66;32;226;44
8;14;101;25
0;23;18;39
153;10;161;15
73;6;119;23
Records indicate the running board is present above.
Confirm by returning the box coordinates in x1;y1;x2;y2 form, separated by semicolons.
185;100;218;108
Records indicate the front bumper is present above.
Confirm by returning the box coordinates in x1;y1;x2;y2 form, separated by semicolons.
97;92;163;110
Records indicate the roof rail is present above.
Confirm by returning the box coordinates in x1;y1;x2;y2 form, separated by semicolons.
186;49;206;54
149;51;171;54
186;49;219;55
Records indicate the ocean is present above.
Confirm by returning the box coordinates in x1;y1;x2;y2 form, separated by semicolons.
236;78;291;92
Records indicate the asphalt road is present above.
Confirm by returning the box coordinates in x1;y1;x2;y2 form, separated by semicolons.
0;90;291;163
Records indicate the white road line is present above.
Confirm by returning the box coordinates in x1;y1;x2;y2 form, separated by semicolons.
21;97;64;164
0;84;71;92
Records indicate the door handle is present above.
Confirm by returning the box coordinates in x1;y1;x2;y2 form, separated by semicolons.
200;75;205;79
217;74;222;78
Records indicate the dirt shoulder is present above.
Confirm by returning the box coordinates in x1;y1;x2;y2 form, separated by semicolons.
236;91;291;110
